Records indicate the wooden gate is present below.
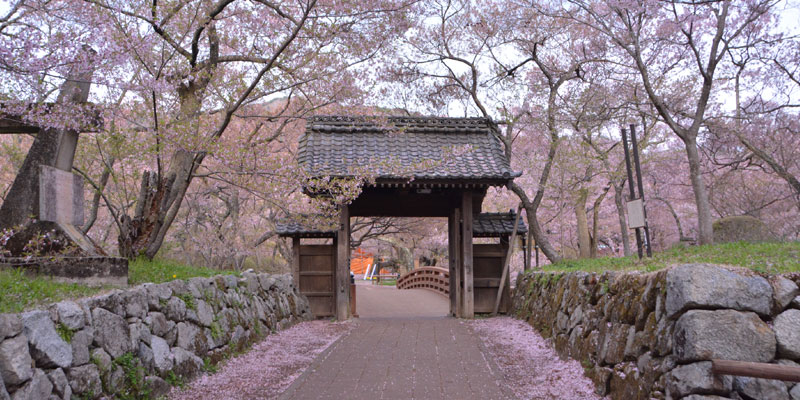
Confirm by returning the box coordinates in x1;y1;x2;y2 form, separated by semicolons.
473;243;511;313
297;244;336;317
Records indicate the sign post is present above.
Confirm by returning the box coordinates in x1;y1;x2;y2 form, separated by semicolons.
621;125;652;258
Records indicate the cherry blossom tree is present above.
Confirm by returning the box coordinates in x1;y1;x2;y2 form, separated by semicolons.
566;0;781;245
1;0;411;259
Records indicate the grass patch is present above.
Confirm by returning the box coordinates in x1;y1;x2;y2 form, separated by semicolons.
542;241;800;274
128;257;238;285
177;292;196;311
1;258;238;314
0;268;102;313
112;352;151;400
378;279;397;286
56;323;75;343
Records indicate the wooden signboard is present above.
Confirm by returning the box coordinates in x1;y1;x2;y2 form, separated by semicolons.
627;199;646;229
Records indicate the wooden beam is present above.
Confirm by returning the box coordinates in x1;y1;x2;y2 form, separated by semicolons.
292;237;301;289
461;191;474;318
336;205;351;320
492;204;522;316
448;208;462;318
712;359;800;382
0;117;39;134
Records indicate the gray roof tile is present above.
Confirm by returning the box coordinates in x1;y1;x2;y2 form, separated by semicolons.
473;212;528;237
298;116;519;183
276;216;337;238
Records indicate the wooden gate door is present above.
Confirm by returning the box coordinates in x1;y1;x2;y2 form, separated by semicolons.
473;243;511;313
298;244;336;317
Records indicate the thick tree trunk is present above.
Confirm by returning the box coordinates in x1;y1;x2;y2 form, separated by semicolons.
614;182;632;256
574;188;590;258
684;136;714;245
117;77;208;260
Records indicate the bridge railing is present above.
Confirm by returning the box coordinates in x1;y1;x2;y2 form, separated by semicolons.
397;267;449;297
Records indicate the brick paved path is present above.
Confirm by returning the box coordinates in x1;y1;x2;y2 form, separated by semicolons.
280;286;512;399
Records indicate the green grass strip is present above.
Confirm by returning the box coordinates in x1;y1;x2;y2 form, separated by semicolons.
128;258;239;285
0;268;102;313
543;241;800;274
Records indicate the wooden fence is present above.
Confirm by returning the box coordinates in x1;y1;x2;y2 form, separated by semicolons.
397;267;449;297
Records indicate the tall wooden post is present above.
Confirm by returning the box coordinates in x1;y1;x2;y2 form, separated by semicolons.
292;237;301;289
629;124;653;257
336;205;351;320
448;208;462;318
621;127;644;259
461;191;474;318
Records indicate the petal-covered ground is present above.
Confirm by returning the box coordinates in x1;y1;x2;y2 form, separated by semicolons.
169;320;353;400
469;317;605;400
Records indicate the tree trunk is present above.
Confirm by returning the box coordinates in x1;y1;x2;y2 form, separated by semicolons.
510;181;561;264
118;80;205;259
684;136;714;245
82;157;115;234
574;188;590;259
654;195;687;241
614;182;632;256
590;185;610;258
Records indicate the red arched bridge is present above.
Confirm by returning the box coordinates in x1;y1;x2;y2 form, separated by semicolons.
397;267;450;297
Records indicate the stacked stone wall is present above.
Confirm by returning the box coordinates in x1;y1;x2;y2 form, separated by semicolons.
0;272;311;399
512;264;800;400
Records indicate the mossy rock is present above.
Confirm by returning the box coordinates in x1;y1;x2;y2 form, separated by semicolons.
712;215;774;243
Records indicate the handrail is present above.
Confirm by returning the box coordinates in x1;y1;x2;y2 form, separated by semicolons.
397;267;449;297
712;359;800;382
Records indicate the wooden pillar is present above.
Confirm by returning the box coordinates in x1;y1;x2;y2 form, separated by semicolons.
461;191;474;318
448;208;462;318
336;205;351;320
292;237;301;289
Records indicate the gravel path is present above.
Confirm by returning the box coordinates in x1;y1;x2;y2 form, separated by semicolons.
169;320;353;400
469;317;605;400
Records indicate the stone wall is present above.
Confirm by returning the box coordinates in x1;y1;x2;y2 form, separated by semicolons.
512;264;800;400
0;272;311;400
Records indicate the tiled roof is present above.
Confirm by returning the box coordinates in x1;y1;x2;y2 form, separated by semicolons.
473;212;528;237
276;216;337;238
298;116;520;184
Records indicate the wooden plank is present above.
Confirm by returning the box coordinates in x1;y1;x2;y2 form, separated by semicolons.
473;278;501;287
493;205;522;316
300;275;334;292
299;271;333;276
0;118;39;134
302;291;336;297
712;359;800;382
307;297;334;317
336;205;350;320
300;255;336;271
299;245;335;256
461;191;474;318
448;209;459;317
292;237;300;288
452;207;463;317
